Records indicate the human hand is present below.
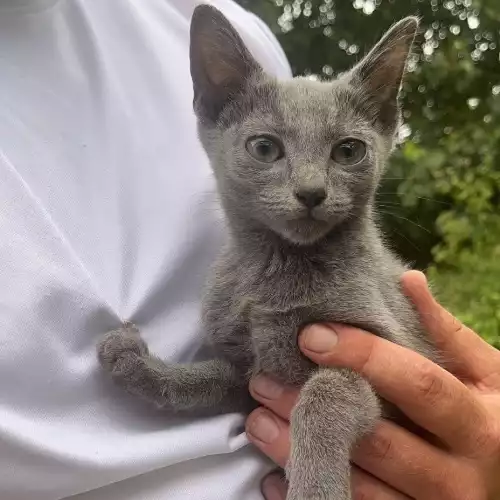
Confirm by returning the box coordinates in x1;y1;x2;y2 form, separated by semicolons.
246;270;500;499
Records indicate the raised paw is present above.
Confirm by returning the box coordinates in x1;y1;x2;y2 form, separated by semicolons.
97;323;149;374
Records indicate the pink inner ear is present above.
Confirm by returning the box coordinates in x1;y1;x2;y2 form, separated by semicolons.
207;58;238;86
362;45;410;98
199;35;240;87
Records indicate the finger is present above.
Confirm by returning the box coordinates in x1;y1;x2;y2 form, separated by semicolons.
351;466;411;500
262;467;411;500
249;375;300;421
402;270;500;384
353;420;462;499
262;472;288;500
299;324;493;457
246;408;290;467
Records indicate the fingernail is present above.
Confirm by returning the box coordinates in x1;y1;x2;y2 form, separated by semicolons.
302;324;338;353
262;475;286;500
251;375;284;400
247;412;279;444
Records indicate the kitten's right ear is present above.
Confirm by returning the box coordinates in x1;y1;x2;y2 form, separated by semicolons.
190;4;262;124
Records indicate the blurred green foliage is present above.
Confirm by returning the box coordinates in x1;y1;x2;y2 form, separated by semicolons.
238;0;500;347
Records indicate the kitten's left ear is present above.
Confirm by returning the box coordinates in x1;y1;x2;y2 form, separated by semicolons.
190;4;262;124
348;16;419;132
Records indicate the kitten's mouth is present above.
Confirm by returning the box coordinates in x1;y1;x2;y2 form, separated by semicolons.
295;204;351;224
281;207;350;242
278;216;331;245
297;208;331;223
267;208;348;245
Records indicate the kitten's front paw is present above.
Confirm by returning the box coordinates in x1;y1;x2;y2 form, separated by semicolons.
97;323;149;375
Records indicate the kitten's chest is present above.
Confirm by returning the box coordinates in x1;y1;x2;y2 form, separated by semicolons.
240;257;338;312
238;256;415;343
243;266;399;384
240;261;371;323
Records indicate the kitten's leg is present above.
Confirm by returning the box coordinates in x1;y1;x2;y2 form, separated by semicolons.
287;368;380;500
97;324;253;415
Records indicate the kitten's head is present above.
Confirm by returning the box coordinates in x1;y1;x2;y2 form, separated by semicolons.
190;5;418;245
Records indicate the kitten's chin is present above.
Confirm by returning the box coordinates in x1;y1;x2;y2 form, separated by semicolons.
274;218;336;246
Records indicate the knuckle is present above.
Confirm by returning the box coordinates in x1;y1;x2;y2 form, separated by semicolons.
489;416;500;443
362;428;394;462
414;365;444;403
350;469;380;500
430;474;459;500
472;419;500;457
351;484;371;500
449;314;465;336
431;462;486;500
357;337;378;376
440;481;484;500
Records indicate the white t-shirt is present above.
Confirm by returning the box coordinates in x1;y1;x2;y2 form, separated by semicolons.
0;1;291;499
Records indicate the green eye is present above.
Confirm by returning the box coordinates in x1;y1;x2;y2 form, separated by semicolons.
246;136;284;163
331;139;367;165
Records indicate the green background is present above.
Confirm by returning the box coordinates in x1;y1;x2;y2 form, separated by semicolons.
238;0;500;348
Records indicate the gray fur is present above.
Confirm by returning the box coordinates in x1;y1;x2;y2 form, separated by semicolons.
98;6;436;499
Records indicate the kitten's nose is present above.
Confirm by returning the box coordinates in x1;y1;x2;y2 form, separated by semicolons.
295;186;327;209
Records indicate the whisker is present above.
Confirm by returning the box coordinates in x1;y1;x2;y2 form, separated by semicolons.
413;196;453;206
377;193;453;207
388;227;422;254
379;210;432;234
377;202;401;207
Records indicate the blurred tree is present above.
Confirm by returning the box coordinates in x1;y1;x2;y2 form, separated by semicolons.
237;0;500;346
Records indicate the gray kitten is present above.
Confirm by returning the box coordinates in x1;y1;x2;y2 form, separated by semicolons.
98;5;438;499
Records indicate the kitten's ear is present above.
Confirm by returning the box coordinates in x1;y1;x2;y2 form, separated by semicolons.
348;16;419;131
190;5;262;123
